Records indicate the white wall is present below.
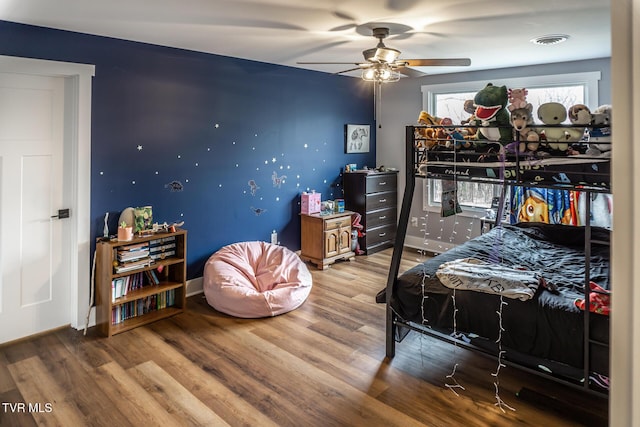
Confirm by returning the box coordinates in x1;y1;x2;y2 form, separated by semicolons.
609;0;639;424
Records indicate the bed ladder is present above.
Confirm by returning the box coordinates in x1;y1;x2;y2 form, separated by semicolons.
384;126;417;358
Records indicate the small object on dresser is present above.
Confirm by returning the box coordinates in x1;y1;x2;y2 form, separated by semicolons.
301;190;321;214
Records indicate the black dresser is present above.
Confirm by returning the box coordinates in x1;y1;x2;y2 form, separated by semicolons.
343;171;398;254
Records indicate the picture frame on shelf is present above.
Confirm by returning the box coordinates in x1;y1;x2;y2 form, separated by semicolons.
134;205;153;234
345;124;370;154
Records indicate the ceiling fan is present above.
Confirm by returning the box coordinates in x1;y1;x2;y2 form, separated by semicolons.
297;26;471;81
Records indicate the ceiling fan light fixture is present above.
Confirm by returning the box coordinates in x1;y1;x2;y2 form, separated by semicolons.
530;34;569;46
362;67;377;80
373;47;400;63
362;64;399;83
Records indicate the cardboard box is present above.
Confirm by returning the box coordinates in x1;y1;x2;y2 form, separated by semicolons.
301;191;321;214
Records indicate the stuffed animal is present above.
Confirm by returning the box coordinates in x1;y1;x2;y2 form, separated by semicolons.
536;102;569;151
507;88;529;112
565;104;591;143
473;83;512;145
459;99;477;139
435;117;452;142
416;110;439;149
510;104;539;152
351;213;365;255
438;117;470;150
587;105;612;156
575;281;610;316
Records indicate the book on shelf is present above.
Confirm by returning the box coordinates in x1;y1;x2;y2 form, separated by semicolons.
111;289;176;325
117;241;149;258
112;271;160;301
149;235;176;246
112;277;127;302
114;257;151;273
118;242;149;252
149;250;175;261
117;249;150;262
145;269;160;285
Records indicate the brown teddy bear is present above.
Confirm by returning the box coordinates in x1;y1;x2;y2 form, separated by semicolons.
416;110;439;149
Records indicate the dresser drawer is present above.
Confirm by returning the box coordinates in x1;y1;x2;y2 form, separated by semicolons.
365;224;396;248
324;215;351;231
365;191;396;211
365;173;397;194
365;207;396;229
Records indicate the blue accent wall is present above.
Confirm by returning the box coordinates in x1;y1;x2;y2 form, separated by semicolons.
0;20;376;278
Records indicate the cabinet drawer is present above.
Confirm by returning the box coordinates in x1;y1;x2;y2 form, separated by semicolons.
324;216;351;231
365;191;396;211
365;174;397;194
366;224;396;247
365;207;396;229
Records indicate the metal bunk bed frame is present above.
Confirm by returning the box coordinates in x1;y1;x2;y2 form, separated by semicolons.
384;125;610;396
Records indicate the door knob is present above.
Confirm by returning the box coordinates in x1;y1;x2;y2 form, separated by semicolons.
51;208;70;219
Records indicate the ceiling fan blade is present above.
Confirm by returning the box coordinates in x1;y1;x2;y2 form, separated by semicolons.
335;67;367;75
402;58;471;67
297;62;363;65
395;66;426;78
329;23;358;32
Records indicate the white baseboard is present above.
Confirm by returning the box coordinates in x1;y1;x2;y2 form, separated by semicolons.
187;277;204;297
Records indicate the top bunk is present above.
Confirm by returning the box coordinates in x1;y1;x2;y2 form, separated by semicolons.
408;123;611;193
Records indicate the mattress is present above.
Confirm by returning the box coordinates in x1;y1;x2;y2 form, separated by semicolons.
382;223;610;378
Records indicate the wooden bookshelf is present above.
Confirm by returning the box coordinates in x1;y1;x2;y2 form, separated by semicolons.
95;229;187;337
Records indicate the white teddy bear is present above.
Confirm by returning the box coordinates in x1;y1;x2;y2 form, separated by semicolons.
586;105;612;157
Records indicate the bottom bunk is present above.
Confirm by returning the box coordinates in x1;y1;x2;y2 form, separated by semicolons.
378;222;610;393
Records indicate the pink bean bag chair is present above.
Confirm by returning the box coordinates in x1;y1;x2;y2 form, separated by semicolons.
203;241;312;318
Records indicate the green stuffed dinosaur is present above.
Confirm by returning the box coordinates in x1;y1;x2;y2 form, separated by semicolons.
472;83;512;145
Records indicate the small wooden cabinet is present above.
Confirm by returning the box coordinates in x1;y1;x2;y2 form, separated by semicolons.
300;211;355;270
95;229;187;337
343;171;398;254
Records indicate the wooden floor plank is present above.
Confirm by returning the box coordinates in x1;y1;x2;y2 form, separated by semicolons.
91;361;183;426
7;356;87;426
130;360;230;427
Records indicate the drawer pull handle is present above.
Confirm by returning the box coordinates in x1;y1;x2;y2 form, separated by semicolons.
378;181;386;185
379;199;386;203
379;232;386;237
379;215;386;220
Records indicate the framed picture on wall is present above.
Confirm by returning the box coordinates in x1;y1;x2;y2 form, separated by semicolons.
345;124;370;153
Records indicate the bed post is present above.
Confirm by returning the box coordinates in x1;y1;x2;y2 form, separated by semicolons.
385;126;416;358
583;190;592;391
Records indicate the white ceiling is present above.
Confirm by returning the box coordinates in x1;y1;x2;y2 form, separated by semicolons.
1;0;611;77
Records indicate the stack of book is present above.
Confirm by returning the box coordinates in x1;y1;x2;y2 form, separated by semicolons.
149;235;176;261
115;242;151;273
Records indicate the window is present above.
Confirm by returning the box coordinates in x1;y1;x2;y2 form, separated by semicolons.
421;72;601;212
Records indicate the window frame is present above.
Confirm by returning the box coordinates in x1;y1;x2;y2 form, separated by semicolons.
420;71;601;214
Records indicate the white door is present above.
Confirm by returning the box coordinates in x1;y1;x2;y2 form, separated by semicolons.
0;71;71;343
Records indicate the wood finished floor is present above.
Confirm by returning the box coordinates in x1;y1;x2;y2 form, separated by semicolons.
0;248;607;427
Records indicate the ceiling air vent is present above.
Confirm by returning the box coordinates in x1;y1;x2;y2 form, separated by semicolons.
530;34;569;46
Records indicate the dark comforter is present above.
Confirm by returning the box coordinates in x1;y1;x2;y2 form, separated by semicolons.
382;223;610;377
